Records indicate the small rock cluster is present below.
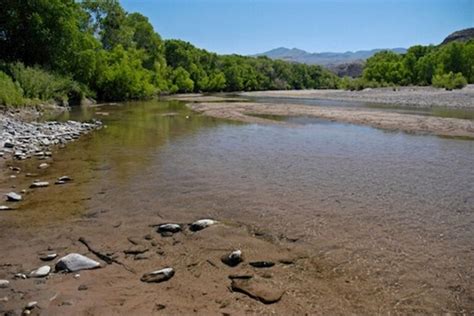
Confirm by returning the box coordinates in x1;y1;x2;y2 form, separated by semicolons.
1;114;102;160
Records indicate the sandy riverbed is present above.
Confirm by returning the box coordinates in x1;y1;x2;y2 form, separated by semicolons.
240;85;474;108
1;97;473;315
188;102;474;138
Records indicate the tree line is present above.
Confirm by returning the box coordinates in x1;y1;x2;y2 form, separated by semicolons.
0;0;472;106
341;40;473;90
0;0;338;105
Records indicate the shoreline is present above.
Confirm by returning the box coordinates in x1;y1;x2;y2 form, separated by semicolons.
239;85;474;109
188;102;474;138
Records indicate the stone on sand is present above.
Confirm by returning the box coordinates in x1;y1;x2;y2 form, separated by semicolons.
30;265;51;278
189;219;217;232
141;267;175;283
230;278;284;304
55;253;100;272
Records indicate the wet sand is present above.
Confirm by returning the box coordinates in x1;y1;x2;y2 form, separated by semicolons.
188;102;474;138
1;100;473;314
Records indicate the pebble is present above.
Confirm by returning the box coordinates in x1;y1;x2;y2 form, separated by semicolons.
58;176;72;182
38;163;49;169
25;301;38;310
249;261;275;268
6;192;22;202
30;181;49;188
78;284;88;291
55;253;101;272
0;115;102;161
30;265;51;278
157;223;182;236
189;219;217;232
39;253;57;261
124;245;149;255
0;280;9;288
221;250;243;267
141;267;175;283
230;278;284;304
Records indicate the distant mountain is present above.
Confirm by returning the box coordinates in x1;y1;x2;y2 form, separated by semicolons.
253;47;407;66
441;27;474;45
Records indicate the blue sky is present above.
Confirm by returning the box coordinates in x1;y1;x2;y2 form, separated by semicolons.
121;0;473;55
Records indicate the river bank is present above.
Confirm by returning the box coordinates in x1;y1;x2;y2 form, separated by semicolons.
239;84;474;108
188;102;474;138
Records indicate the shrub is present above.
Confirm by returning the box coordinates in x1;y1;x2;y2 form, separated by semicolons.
3;62;87;104
432;72;467;90
0;70;25;106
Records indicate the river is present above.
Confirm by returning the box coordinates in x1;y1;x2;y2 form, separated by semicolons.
1;98;473;313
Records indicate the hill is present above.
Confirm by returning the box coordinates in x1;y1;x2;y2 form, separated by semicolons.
254;47;407;66
441;27;474;45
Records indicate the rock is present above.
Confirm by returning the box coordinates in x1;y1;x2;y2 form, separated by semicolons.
74;274;80;279
40;253;58;261
221;250;243;267
10;167;21;172
249;261;275;268
30;265;51;278
6;192;22;202
55;180;66;185
0;205;13;211
58;176;72;182
228;274;253;280
38;163;49;169
124;245;149;255
230;278;284;304
141;267;175;283
4;142;14;148
134;253;151;260
14;273;27;279
78;284;88;291
157;223;182;236
30;181;49;188
0;280;9;288
189;219;217;232
55;253;101;272
25;301;38;310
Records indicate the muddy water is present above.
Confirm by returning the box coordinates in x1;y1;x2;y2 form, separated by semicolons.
2;99;474;312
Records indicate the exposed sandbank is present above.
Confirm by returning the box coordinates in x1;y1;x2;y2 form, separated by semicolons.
188;102;474;138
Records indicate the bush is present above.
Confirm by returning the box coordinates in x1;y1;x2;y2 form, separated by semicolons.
3;62;87;104
338;76;382;91
0;71;26;106
432;72;467;90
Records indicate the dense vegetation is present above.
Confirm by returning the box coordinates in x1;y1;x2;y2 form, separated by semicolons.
0;0;338;105
341;40;473;90
0;1;471;105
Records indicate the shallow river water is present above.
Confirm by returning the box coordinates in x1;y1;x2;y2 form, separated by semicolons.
2;99;474;312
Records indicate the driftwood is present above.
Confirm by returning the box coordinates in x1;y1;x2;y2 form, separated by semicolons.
78;237;135;273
